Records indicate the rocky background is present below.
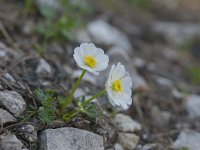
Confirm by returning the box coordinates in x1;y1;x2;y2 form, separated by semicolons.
0;0;200;150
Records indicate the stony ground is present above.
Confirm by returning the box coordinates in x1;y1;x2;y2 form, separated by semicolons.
0;0;200;150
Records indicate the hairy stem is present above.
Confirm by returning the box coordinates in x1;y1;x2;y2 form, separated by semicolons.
61;69;86;115
82;89;107;107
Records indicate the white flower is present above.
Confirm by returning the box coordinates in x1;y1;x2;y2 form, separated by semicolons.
73;43;109;75
106;63;132;109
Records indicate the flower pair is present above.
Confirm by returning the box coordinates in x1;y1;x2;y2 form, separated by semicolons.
73;43;132;109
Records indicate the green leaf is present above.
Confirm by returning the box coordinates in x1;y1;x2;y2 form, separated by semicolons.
35;89;55;108
38;108;55;124
39;6;57;19
81;105;100;119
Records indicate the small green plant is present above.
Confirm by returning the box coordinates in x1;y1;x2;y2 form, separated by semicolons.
36;89;56;124
129;0;150;9
23;43;133;124
188;66;200;84
36;0;92;41
180;146;190;150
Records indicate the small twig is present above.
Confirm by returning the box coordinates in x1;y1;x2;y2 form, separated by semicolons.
0;120;3;134
2;122;25;131
8;55;37;70
152;129;180;138
134;96;149;134
0;22;19;50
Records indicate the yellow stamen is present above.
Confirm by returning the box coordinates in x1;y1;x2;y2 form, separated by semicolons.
84;56;97;68
112;80;123;92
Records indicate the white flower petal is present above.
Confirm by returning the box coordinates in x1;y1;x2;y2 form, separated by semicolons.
73;51;84;66
106;63;133;109
112;62;126;81
121;75;132;88
94;55;109;71
73;43;109;74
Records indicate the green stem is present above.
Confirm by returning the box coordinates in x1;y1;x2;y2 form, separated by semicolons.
61;69;86;115
82;89;107;107
63;109;81;121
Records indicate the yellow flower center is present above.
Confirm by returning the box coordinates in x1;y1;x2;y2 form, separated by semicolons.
112;80;123;92
84;55;97;68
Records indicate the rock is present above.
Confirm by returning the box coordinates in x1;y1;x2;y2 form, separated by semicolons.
22;21;34;35
3;73;16;82
0;42;20;59
155;76;173;88
162;47;178;61
72;70;97;85
0;108;17;124
140;143;157;150
108;46;130;61
0;49;7;57
21;125;38;142
114;143;124;150
133;57;146;68
114;114;141;132
36;58;52;75
88;20;132;52
151;106;171;127
118;133;139;150
24;125;35;133
151;22;200;44
133;73;149;92
0;91;26;117
186;94;200;118
173;130;200;150
171;88;183;100
0;134;25;150
73;88;86;99
40;127;104;150
96;118;116;144
76;29;91;43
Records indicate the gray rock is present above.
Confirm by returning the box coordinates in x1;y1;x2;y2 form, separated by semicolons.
40;127;104;150
36;58;52;75
88;20;132;52
0;91;26;117
151;106;171;127
151;22;200;44
133;73;149;92
0;49;7;57
0;42;20;59
171;88;183;100
3;73;16;82
162;47;178;61
133;57;146;68
186;94;200;118
73;88;86;99
114;143;124;150
96;119;116;143
0;108;17;124
76;29;91;43
140;143;157;150
108;46;130;61
155;76;173;88
118;133;139;150
173;130;200;150
0;134;25;150
114;114;141;132
21;125;38;142
22;21;34;35
24;125;35;133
